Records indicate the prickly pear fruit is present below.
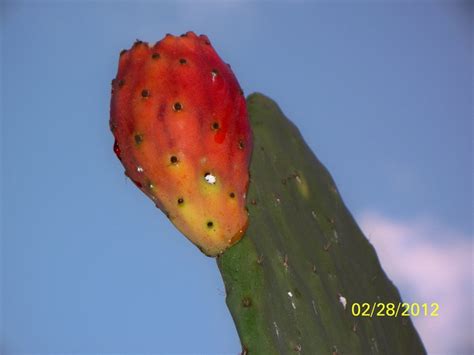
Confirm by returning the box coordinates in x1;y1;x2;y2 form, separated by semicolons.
110;32;252;256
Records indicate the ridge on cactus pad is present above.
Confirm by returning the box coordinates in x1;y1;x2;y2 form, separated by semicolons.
110;32;252;256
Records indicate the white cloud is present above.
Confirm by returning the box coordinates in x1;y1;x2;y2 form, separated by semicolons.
358;211;473;355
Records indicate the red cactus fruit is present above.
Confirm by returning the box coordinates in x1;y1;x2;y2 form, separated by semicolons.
110;32;252;256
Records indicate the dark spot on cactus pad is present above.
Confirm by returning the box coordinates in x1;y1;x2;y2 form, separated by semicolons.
141;89;150;98
173;102;183;111
134;133;143;145
211;68;218;77
207;221;214;228
241;296;252;308
180;33;187;37
152;53;160;59
238;139;245;150
229;192;235;198
212;122;219;130
133;39;143;46
240;88;244;96
120;49;127;56
177;197;184;205
113;140;121;160
179;58;187;65
170;156;178;164
118;79;125;88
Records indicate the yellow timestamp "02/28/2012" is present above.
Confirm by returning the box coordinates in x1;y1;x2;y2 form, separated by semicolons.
351;302;439;317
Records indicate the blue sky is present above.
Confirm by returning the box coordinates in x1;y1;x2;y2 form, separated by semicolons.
1;1;472;354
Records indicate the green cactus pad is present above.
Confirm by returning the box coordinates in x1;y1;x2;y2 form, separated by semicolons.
217;93;425;354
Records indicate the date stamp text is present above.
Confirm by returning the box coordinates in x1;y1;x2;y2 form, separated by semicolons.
351;302;439;317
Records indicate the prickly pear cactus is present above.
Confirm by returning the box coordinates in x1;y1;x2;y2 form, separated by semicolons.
217;93;426;354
